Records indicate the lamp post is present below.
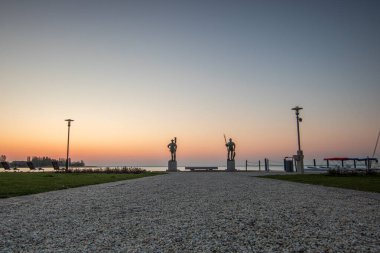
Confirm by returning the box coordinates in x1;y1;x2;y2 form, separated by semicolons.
65;119;74;172
291;106;304;174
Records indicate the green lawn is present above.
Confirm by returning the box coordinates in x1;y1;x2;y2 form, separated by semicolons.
261;173;380;193
0;172;164;198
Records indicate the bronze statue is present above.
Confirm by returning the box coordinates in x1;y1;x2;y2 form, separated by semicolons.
167;137;177;161
224;135;236;161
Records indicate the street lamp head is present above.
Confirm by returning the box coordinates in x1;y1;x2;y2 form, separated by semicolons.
291;106;303;111
65;119;74;127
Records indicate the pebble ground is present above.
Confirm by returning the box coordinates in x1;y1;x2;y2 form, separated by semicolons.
0;172;379;252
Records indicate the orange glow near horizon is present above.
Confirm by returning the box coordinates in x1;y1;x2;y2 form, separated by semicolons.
2;115;378;166
1;96;377;166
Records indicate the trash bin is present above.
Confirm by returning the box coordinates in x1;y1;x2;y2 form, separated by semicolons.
284;159;294;172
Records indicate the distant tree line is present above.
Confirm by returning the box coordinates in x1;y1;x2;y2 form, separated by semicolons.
1;155;85;167
0;155;6;162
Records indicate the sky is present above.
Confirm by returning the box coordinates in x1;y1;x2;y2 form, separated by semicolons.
1;0;379;166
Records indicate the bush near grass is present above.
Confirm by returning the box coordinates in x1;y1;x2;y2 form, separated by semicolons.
327;168;379;176
62;167;146;174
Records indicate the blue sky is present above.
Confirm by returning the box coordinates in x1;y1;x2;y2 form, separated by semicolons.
1;0;379;165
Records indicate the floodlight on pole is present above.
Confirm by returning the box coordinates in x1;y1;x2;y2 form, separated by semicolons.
291;106;303;151
291;106;304;174
65;119;74;172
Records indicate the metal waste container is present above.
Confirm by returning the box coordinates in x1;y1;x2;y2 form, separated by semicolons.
284;159;294;172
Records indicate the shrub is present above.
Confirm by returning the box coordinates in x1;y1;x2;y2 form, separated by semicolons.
328;168;379;176
60;167;146;174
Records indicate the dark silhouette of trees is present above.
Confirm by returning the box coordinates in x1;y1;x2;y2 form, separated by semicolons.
8;156;85;167
0;155;6;162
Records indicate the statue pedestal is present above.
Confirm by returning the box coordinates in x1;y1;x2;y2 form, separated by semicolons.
226;160;236;171
167;160;178;172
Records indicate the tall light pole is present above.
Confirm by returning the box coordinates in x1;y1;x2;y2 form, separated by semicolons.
65;119;74;172
291;106;304;174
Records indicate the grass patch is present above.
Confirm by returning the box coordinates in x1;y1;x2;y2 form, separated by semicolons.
0;172;165;198
261;173;380;193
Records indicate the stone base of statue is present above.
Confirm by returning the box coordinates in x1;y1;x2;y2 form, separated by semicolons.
226;160;236;171
167;160;178;172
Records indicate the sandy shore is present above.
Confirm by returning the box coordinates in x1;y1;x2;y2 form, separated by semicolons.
0;172;379;252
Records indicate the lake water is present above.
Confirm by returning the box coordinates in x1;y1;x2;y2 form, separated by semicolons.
5;164;372;173
1;165;293;173
140;165;286;172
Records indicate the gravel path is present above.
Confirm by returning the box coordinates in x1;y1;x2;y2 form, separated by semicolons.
0;172;379;252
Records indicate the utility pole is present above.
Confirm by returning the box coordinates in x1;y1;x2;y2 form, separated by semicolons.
65;119;74;172
372;130;380;158
291;106;304;174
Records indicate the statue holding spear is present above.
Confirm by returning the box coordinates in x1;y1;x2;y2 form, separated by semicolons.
224;134;236;161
